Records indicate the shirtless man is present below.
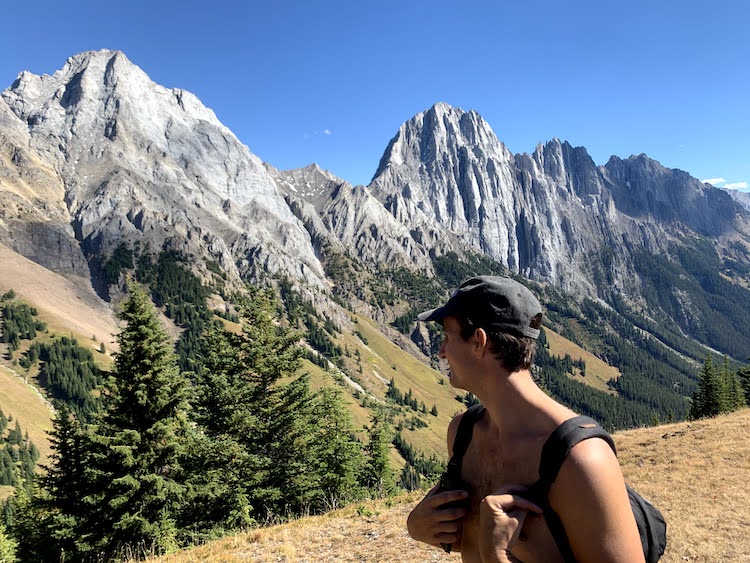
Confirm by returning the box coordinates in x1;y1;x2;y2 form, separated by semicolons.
406;276;644;562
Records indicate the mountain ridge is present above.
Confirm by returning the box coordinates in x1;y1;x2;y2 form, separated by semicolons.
3;49;750;429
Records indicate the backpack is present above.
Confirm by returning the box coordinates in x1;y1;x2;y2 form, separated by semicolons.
441;406;667;562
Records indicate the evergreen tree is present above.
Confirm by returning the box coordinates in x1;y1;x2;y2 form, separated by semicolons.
260;373;319;517
0;522;15;563
361;410;396;498
738;365;750;406
181;327;257;534
26;402;92;560
399;463;422;491
81;283;193;559
718;356;732;413
188;286;316;528
311;386;363;509
6;487;55;563
690;354;723;419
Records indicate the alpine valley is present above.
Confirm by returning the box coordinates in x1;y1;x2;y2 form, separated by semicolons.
2;48;750;491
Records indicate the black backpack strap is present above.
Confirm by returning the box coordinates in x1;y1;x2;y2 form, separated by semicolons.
536;416;617;563
439;403;485;554
538;416;615;490
445;403;486;482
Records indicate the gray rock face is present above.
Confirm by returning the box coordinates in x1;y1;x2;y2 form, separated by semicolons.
1;50;326;289
724;188;750;213
367;103;750;295
603;155;744;237
0;96;89;276
1;52;748;309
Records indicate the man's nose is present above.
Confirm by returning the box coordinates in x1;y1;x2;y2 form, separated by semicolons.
438;340;446;358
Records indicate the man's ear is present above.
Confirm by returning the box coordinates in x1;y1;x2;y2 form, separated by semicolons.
473;327;488;356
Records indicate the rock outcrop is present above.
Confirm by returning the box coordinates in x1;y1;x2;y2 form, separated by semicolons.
1;50;327;291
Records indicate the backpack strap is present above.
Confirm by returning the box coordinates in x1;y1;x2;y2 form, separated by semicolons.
439;403;486;554
445;403;486;483
536;416;617;563
538;416;616;489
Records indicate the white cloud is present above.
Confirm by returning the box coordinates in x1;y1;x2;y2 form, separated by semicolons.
304;129;333;139
723;182;749;190
701;177;726;185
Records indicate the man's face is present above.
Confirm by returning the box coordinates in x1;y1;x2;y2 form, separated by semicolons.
438;316;474;389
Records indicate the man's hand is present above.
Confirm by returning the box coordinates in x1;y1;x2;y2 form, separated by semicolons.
478;486;542;563
407;483;469;549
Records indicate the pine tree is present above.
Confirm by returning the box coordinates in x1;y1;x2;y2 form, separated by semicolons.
690;354;723;419
311;386;363;509
0;521;16;563
188;286;315;527
181;327;257;533
714;356;746;413
33;402;91;557
399;463;422;491
81;283;193;558
5;486;56;563
361;410;396;498
719;356;732;413
738;365;750;406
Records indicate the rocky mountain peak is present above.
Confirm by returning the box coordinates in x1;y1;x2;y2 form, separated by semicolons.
1;50;328;290
601;153;743;236
372;102;508;181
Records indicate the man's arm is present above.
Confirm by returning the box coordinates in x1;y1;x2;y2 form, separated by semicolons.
549;438;645;563
407;412;468;549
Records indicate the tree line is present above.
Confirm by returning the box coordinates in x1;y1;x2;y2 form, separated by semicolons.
1;284;399;562
0;409;39;490
690;354;749;419
0;292;47;357
20;338;102;422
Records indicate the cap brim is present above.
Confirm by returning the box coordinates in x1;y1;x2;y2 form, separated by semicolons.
417;308;438;322
417;305;451;323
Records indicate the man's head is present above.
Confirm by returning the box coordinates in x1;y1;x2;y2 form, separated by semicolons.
418;276;543;372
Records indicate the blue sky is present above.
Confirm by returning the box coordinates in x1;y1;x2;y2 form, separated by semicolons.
2;0;748;189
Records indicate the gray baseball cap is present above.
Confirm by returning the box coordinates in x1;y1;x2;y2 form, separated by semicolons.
418;276;543;339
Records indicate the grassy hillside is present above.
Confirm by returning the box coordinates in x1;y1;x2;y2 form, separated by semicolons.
0;363;53;500
0;243;119;348
544;326;621;392
146;408;750;563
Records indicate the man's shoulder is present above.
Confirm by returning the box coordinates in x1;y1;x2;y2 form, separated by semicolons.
553;434;622;494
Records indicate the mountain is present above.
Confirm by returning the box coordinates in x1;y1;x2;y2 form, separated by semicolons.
1;49;327;295
3;49;750;430
368;102;750;294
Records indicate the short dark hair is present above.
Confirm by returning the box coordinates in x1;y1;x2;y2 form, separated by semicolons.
456;315;537;372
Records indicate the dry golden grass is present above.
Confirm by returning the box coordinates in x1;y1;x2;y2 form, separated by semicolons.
151;495;461;563
616;408;750;562
0;363;54;502
544;327;621;392
0;364;53;462
148;409;750;563
0;243;119;348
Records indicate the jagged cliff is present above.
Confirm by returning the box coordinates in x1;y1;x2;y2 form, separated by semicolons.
2;49;749;314
1;50;327;292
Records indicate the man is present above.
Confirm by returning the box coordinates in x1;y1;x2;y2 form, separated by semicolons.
406;276;644;562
